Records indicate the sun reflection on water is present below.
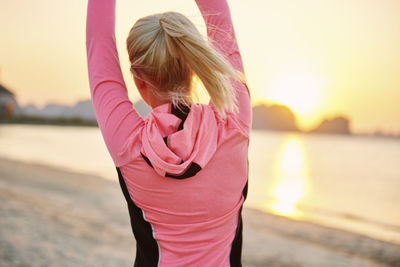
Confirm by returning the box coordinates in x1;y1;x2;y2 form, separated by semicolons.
268;135;309;218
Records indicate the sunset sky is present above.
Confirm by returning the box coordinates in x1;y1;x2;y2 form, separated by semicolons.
1;0;399;134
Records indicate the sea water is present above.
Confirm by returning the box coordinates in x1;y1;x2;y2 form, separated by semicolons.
1;124;399;244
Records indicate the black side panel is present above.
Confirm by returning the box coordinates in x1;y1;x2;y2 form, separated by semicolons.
116;167;159;267
242;180;248;201
229;181;248;267
229;206;243;267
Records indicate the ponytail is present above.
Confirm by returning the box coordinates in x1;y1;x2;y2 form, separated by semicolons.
127;12;243;117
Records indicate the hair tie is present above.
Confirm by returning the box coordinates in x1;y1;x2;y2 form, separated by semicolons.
159;16;165;30
158;14;185;38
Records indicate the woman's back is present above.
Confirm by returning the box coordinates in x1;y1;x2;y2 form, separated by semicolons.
117;103;249;266
86;0;251;266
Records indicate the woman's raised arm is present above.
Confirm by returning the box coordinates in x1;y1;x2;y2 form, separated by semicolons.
195;0;252;131
86;0;144;167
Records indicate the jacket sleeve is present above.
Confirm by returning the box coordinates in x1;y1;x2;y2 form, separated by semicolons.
86;0;144;167
195;0;252;133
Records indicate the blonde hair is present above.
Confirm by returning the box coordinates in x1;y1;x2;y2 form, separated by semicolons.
126;12;243;117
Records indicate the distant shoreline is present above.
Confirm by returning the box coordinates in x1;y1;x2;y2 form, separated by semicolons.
0;116;98;127
1;120;399;140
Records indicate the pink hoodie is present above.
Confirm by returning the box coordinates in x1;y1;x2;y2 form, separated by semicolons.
86;0;251;266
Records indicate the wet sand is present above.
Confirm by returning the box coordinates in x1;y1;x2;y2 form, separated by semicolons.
0;157;399;267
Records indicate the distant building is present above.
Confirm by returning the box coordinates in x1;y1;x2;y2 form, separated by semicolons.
0;84;17;119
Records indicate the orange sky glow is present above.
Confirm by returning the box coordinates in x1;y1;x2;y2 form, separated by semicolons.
1;0;399;135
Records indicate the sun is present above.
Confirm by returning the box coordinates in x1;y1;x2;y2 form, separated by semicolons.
268;69;323;116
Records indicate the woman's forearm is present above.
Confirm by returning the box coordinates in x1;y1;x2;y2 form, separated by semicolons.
195;0;251;132
195;0;244;73
86;0;124;95
86;0;144;167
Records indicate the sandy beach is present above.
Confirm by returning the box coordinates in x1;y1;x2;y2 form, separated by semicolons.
0;157;399;267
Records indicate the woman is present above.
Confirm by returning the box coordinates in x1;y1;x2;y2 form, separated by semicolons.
86;0;251;266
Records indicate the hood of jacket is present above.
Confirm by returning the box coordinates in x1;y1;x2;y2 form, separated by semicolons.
140;103;219;179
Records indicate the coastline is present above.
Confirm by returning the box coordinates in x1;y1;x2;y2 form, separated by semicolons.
0;157;399;267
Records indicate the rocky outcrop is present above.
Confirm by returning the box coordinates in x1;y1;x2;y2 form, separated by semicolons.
310;116;351;135
252;103;299;132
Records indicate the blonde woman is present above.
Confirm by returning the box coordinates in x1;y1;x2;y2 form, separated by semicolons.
86;0;251;266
